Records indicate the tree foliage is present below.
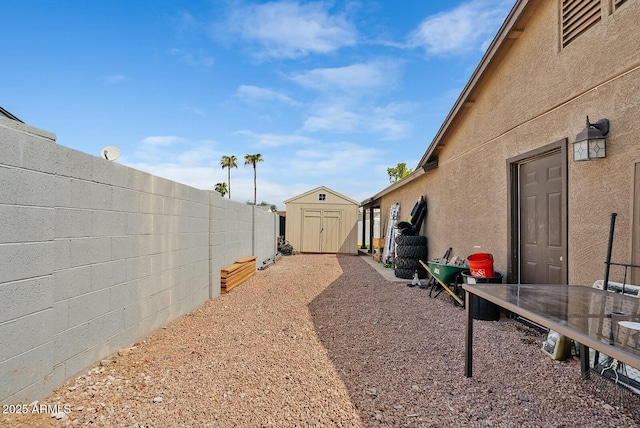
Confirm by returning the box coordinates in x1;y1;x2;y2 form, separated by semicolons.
214;182;228;197
387;162;413;183
220;155;238;199
247;200;277;212
244;153;264;205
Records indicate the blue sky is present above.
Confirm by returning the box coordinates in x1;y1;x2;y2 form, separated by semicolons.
2;0;514;209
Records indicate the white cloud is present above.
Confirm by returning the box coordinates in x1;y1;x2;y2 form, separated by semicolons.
177;11;197;31
181;104;206;117
169;47;215;67
120;134;388;210
140;136;187;147
235;85;299;105
302;104;362;134
132;135;218;167
176;145;221;165
225;1;357;60
290;61;400;93
122;162;220;191
124;159;280;207
122;136;229;193
371;102;414;140
235;130;314;148
287;142;382;177
302;101;412;140
408;0;512;56
104;75;127;85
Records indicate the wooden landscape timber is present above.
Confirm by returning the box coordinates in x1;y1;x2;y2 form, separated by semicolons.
221;256;257;293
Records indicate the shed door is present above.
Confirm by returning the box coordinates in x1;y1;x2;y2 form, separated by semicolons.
302;210;322;253
321;210;341;253
519;150;566;284
302;209;341;253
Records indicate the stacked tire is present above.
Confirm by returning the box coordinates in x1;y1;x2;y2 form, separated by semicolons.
394;235;428;279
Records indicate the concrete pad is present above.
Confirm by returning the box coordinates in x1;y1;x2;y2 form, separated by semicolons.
357;252;407;283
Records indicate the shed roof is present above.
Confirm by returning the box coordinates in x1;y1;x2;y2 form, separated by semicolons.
284;186;359;205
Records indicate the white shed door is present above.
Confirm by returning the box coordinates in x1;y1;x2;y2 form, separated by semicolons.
302;209;341;253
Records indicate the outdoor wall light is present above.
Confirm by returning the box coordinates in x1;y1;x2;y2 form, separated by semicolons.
573;116;609;161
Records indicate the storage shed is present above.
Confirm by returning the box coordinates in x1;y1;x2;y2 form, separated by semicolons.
284;186;358;254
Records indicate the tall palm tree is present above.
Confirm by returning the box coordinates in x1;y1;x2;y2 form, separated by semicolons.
214;182;228;198
220;155;238;199
244;153;264;205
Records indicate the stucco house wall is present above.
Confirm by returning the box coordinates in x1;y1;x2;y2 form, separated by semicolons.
371;0;640;286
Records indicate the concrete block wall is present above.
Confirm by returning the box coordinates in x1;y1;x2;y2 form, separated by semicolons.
253;205;279;269
0;118;57;406
51;144;211;394
209;194;279;298
1;117;278;404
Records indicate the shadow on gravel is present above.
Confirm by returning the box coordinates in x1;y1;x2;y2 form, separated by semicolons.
310;255;640;428
308;254;468;427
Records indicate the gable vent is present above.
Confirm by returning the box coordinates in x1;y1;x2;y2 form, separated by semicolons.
562;0;602;48
615;0;629;10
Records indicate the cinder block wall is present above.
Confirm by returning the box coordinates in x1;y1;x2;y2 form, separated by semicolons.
208;195;280;297
0;117;278;404
0;118;58;406
253;204;279;269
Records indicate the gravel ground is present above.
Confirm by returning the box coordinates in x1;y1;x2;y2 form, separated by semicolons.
2;254;639;428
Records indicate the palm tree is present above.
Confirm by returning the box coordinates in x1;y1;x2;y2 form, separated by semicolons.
244;153;264;205
220;155;238;199
214;182;228;198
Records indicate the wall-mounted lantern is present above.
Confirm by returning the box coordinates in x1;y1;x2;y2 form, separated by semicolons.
573;116;609;161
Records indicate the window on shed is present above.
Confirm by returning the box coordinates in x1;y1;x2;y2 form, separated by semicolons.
562;0;602;48
319;193;326;201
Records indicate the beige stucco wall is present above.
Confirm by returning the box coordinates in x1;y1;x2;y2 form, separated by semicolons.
378;0;640;285
286;188;358;254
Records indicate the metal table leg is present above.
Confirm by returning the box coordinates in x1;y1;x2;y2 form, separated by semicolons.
465;290;473;377
580;343;590;378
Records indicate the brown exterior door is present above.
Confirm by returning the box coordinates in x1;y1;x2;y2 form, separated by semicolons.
519;150;566;284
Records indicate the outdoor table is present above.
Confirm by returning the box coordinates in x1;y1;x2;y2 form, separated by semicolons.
462;283;640;378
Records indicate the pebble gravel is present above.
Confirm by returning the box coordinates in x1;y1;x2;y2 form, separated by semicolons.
2;253;639;427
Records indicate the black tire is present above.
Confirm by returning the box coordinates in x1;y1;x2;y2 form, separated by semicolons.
394;257;423;270
395;245;427;258
395;267;428;279
395;235;427;246
396;221;415;235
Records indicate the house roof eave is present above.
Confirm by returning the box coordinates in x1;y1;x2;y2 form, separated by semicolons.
417;0;536;167
360;167;427;208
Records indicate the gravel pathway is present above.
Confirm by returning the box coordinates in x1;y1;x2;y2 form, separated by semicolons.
2;254;639;427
